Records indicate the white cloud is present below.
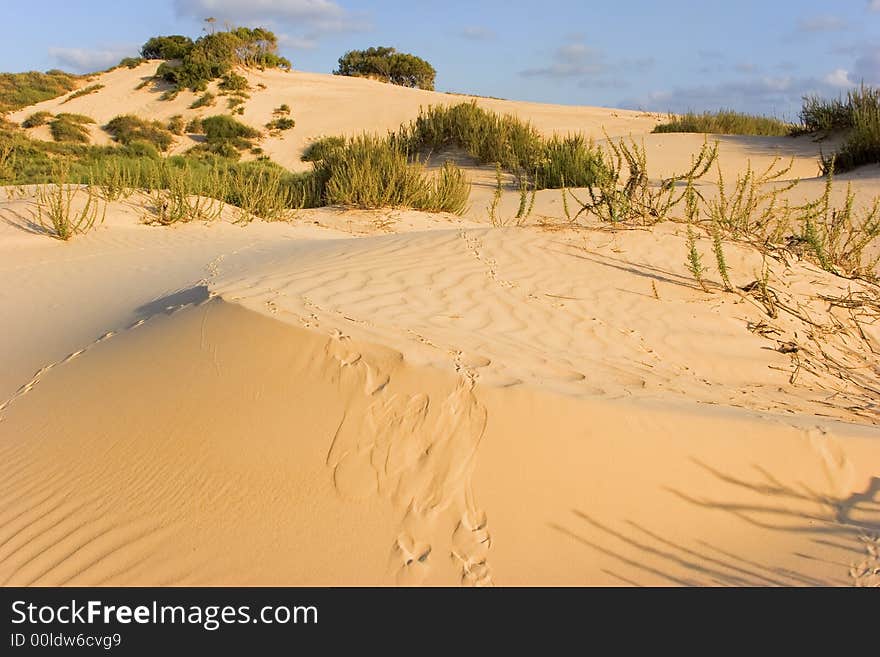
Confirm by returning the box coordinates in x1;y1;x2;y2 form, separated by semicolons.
823;68;855;88
869;0;880;13
173;0;365;33
48;46;134;73
277;34;319;50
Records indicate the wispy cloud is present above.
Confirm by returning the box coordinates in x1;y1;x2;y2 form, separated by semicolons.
173;0;369;36
797;15;847;32
459;26;495;41
869;0;880;13
619;72;856;116
850;47;880;85
520;42;604;78
48;46;134;73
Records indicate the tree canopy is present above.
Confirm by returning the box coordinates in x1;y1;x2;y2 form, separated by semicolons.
334;47;436;90
142;27;291;91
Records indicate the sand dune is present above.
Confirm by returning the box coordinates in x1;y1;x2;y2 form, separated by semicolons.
2;70;879;586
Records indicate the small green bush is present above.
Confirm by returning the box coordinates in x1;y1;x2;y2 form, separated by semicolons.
49;116;91;143
168;114;185;135
396;102;604;189
105;115;174;151
313;134;468;213
185;117;204;134
219;72;249;92
266;117;294;131
189;92;215;109
118;57;147;69
201;115;259;142
301;136;345;162
22;111;53;128
802;86;880;172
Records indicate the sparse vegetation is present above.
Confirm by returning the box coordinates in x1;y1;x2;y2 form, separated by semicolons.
22;111;53;128
799;85;880;173
266;117;295;132
0;70;79;112
311;134;469;213
49;114;92;143
396;102;604;189
334;47;436;90
118;57;147;69
190;92;215;109
572;135;717;224
29;166;106;240
62;84;104;103
105;115;174;151
653;110;793;136
168;114;185;135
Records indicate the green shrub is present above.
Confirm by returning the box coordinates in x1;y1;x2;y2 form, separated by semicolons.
275;103;290;115
219;72;249;92
824;102;880;173
301;136;345;162
55;113;95;124
22;111;53;128
201;114;259;141
537;134;605;188
185;117;204;134
62;84;104;103
802;86;880;172
120;140;161;159
141;35;194;60
189;92;215;109
396;102;604;189
118;57;147;69
334;46;436;90
313;134;469;213
0;70;79;112
49;116;91;143
653;110;793;136
168;114;185;135
105;115;174;151
266;117;295;131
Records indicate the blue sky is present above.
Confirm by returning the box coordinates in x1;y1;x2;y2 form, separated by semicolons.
2;0;879;118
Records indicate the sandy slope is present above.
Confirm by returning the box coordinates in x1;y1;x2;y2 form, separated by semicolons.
2;72;880;586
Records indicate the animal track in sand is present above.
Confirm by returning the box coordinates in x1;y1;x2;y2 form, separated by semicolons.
324;332;493;585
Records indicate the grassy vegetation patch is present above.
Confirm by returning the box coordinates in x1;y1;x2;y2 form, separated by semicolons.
794;86;880;173
49;115;92;143
22;111;53;128
62;83;104;103
0;70;80;112
652;110;794;136
396;102;604;189
105;115;174;151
